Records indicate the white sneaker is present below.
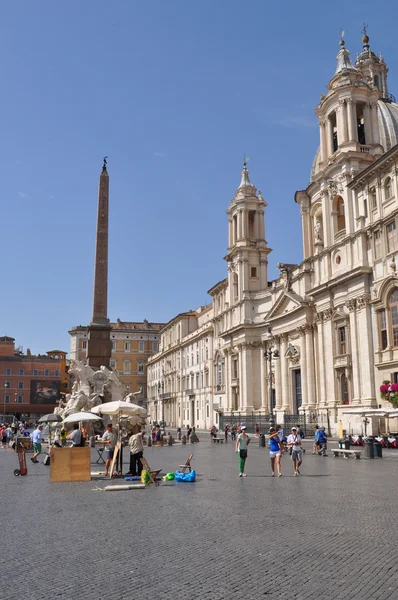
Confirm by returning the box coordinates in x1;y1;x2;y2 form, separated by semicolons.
239;473;242;477
278;473;282;477
242;473;247;477
294;472;297;477
271;472;275;477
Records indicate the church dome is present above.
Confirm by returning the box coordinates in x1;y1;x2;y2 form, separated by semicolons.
310;99;398;181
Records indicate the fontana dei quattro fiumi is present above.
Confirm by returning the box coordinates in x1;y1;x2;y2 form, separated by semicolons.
146;30;398;436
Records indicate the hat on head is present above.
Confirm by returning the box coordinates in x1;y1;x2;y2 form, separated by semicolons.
269;427;275;433
291;426;297;431
241;425;247;430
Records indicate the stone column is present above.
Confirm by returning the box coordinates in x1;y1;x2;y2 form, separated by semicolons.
260;346;267;411
305;325;316;409
225;349;231;411
319;120;327;164
347;100;357;142
326;117;334;156
371;104;381;146
274;337;282;410
280;335;290;411
341;101;348;143
238;210;243;240
316;314;327;407
228;218;233;247
347;298;361;403
336;104;345;146
363;104;372;145
356;295;376;404
321;190;332;247
298;327;307;408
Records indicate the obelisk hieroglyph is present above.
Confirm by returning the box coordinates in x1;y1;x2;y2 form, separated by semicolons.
86;157;112;370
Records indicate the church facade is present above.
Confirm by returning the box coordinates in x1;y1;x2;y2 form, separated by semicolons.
147;32;398;435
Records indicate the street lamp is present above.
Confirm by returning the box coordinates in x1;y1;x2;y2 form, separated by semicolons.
4;381;10;415
264;329;280;429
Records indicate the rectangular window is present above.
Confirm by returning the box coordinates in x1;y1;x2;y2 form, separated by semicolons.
82;340;87;350
6;368;11;376
205;371;209;387
363;197;368;219
112;341;116;351
110;359;116;369
152;341;159;353
379;310;387;350
139;341;144;353
54;369;60;377
4;394;10;404
33;369;39;376
387;221;397;253
374;230;382;259
18;381;23;389
206;404;209;418
5;381;11;389
338;327;346;355
138;363;144;373
250;267;258;278
17;395;23;403
44;370;49;376
19;369;24;376
124;342;130;352
370;188;377;210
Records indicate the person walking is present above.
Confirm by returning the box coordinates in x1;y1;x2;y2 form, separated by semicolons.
317;426;328;456
235;425;250;477
224;425;229;442
231;424;236;442
287;426;303;476
313;425;320;454
31;425;43;464
269;427;282;477
128;425;144;477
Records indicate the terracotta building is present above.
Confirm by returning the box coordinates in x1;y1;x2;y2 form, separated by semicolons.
0;336;69;420
69;319;164;398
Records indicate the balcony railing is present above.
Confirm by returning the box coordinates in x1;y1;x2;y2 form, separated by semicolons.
186;389;195;396
159;392;172;400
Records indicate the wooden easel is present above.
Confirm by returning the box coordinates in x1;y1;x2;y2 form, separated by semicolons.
109;441;122;478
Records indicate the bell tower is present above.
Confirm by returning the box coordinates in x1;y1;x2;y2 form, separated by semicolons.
225;160;270;311
315;33;383;171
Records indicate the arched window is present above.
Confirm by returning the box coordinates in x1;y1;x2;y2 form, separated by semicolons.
233;273;238;300
390;289;398;347
385;177;392;200
374;74;380;89
341;374;349;404
336;197;346;232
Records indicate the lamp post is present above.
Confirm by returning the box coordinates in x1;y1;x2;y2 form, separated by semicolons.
4;381;10;416
264;331;280;429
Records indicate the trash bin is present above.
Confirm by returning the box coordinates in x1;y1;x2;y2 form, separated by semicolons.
374;441;383;458
363;438;374;459
259;433;265;448
343;438;351;450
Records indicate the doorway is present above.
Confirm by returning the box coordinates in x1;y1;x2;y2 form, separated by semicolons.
191;399;195;426
294;370;302;411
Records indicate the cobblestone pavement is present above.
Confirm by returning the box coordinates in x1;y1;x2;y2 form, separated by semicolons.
1;440;398;600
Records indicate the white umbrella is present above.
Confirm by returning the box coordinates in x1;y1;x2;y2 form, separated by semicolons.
62;412;103;424
91;401;147;418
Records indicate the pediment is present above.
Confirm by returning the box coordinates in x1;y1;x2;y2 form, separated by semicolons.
266;290;306;321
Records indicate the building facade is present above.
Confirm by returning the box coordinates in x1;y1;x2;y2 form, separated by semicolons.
69;319;164;398
147;32;398;435
0;336;69;419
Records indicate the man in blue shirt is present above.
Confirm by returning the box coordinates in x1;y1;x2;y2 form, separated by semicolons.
31;425;43;464
317;427;328;457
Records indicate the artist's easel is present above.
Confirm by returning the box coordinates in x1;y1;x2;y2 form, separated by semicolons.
109;441;122;478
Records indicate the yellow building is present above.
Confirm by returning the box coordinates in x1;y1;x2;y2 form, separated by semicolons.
69;319;164;398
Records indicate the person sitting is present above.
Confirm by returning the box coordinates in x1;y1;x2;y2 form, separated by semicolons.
67;423;82;447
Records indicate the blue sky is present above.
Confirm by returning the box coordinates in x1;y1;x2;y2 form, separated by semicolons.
1;0;398;355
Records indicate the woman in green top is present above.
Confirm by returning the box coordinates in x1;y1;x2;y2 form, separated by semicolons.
235;425;250;477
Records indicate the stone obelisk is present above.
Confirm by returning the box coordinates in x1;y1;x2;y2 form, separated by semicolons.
86;157;112;369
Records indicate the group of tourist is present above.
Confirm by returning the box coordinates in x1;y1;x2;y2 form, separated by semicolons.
235;424;328;477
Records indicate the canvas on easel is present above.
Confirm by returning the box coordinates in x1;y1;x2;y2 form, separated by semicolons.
109;441;122;478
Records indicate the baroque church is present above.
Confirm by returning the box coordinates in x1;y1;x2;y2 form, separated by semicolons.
147;31;398;435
